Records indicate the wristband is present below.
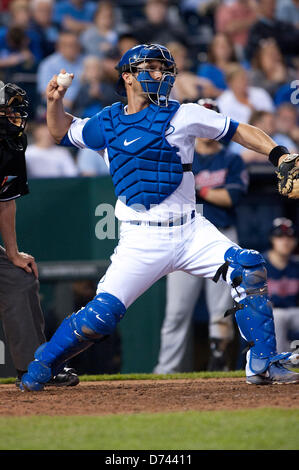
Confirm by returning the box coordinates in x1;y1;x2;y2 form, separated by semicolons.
269;145;289;167
199;187;210;198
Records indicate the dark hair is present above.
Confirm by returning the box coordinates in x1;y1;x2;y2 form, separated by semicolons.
118;32;139;43
251;39;285;71
207;33;237;65
249;110;272;126
6;26;28;50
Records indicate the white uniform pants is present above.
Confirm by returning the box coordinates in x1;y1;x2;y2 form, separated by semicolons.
154;227;238;374
97;215;239;310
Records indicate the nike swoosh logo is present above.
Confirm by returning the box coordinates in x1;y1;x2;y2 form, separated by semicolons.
124;137;141;146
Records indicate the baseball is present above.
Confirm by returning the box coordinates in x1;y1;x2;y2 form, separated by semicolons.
57;72;73;88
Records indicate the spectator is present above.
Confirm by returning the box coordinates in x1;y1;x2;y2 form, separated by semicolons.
229;110;297;164
0;26;34;73
275;103;299;147
215;0;257;58
179;0;215;56
72;55;116;118
117;32;139;58
80;2;118;59
133;0;186;46
180;0;219;16
264;218;299;353
167;41;205;103
246;0;299;61
37;31;84;109
0;26;38;118
249;38;297;98
0;0;44;62
25;122;78;177
29;0;59;58
197;33;238;98
276;0;299;28
100;47;120;87
52;0;97;35
217;63;274;123
77;148;110;177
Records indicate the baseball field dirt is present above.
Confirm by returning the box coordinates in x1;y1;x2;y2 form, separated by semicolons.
0;378;298;416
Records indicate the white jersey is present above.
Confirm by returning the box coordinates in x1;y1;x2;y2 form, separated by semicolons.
67;103;235;222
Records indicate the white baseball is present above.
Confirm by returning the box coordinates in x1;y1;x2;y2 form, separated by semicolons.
57;72;73;88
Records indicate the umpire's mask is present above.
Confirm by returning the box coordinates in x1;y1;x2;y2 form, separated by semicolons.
0;82;29;139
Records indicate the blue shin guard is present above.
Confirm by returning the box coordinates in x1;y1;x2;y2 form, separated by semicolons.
215;246;285;375
20;293;126;391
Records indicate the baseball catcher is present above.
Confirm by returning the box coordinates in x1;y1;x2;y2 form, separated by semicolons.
19;44;299;391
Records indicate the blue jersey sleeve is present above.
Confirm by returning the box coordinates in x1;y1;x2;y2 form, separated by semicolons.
219;119;239;145
59;133;75;147
82;113;106;151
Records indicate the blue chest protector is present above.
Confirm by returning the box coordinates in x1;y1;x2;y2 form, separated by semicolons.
100;100;182;210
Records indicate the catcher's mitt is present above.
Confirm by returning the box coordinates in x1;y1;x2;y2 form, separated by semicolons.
276;153;299;199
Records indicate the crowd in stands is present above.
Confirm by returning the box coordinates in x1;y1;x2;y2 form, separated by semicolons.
0;0;298;178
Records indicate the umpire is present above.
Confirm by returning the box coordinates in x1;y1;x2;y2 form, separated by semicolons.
0;81;78;386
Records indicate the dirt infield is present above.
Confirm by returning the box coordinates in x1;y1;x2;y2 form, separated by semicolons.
0;378;298;416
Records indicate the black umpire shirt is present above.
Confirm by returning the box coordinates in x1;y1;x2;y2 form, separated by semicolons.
0;134;29;201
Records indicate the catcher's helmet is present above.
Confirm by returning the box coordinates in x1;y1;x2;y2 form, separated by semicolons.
116;43;177;106
0;82;28;139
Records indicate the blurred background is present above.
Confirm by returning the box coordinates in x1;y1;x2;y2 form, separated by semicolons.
0;0;298;377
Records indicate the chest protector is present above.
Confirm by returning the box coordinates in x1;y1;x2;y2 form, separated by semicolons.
100;100;182;210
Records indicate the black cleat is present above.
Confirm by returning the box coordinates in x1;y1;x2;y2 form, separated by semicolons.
16;367;79;388
46;367;79;387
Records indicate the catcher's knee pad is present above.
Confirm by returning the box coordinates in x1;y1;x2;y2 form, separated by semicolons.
73;292;126;339
214;246;277;374
224;246;268;301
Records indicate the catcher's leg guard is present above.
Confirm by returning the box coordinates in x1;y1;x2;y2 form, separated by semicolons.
20;293;126;391
214;246;288;375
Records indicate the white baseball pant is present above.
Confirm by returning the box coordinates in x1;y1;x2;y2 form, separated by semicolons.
96;212;239;310
273;307;299;353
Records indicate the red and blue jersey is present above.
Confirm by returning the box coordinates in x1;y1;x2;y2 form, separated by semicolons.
193;148;248;228
264;253;299;308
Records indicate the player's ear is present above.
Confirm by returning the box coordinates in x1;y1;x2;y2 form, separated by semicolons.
122;72;132;86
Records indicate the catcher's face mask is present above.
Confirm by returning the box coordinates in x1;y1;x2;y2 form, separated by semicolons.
116;44;177;106
0;82;28;139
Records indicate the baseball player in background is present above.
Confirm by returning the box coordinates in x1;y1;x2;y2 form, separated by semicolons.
20;44;299;391
154;99;248;374
264;218;299;353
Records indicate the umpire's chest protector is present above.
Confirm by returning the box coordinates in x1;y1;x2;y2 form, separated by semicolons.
100;100;183;210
